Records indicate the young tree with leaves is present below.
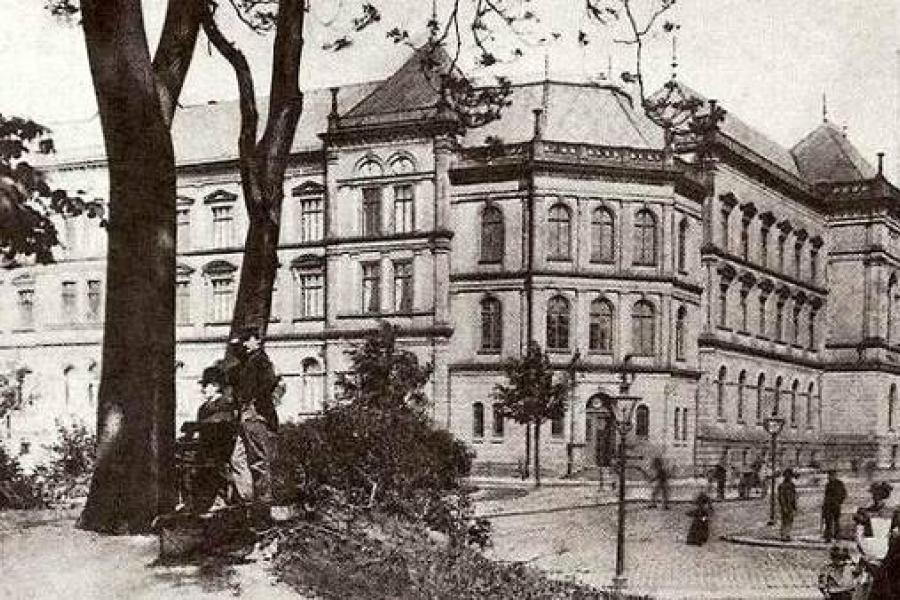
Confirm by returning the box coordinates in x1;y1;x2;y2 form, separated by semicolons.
493;342;578;487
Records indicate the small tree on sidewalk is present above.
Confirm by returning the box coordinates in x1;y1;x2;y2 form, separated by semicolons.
493;342;578;487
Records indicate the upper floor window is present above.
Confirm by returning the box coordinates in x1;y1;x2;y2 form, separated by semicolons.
775;300;785;342
810;248;819;283
807;383;815;428
204;261;237;323
61;281;77;322
794;244;803;278
773;376;783;415
591;208;615;263
890;384;897;431
480;296;502;352
361;262;381;314
777;235;786;272
176;207;191;250
720;207;731;251
547;204;571;260
790;380;799;426
635;405;649;437
357;158;383;178
298;196;324;242
492;403;505;437
756;374;765;423
393;184;415;234
760;227;770;266
480;205;504;263
361;188;383;237
211;205;235;248
675;306;687;360
389;155;415;175
631;299;656;356
740;219;750;260
737;370;747;422
546;296;570;351
176;278;191;325
718;279;729;328
716;366;727;420
551;410;565;438
739;288;749;332
16;288;35;329
589;298;613;354
292;258;324;319
758;294;768;338
677;218;688;272
86;280;102;322
392;261;413;312
809;308;818;349
889;275;897;344
633;209;657;266
791;305;801;345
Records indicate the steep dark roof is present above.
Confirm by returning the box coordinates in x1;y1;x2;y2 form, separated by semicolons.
462;80;664;149
791;121;877;183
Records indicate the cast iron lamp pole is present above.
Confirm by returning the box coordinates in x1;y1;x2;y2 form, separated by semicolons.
610;356;639;595
763;415;785;526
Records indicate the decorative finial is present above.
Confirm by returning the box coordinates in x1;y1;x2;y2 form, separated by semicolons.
822;92;828;123
670;24;681;80
878;152;885;175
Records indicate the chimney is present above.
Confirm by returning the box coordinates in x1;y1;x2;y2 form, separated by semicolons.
877;152;885;176
328;87;339;129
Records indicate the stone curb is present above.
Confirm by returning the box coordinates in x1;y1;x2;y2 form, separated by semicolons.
721;534;835;551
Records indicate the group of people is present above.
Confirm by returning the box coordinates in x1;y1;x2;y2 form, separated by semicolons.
185;327;282;524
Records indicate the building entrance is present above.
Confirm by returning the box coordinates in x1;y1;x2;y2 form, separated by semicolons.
586;394;617;467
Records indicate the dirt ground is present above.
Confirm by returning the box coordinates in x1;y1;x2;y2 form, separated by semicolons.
0;509;303;600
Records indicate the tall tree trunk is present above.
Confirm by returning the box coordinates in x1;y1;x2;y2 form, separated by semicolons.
77;0;178;533
523;422;531;479
534;419;541;488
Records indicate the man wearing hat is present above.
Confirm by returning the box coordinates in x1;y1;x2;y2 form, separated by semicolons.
822;469;848;542
228;327;280;522
777;468;798;541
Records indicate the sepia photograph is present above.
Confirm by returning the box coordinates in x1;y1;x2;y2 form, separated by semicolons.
0;1;898;598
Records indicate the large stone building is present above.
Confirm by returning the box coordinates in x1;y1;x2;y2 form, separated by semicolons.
2;48;898;476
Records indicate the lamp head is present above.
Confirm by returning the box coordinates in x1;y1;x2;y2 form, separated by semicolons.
763;415;785;436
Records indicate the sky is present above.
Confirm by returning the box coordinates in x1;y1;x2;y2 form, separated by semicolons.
0;0;897;181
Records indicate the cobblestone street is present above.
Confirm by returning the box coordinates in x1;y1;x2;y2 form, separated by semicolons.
477;475;897;599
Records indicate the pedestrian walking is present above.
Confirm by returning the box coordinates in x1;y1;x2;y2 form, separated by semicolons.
649;457;670;509
228;327;281;525
712;463;727;501
777;468;798;541
821;469;847;542
686;492;713;546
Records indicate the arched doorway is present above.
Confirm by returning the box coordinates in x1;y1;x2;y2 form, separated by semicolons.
586;393;617;467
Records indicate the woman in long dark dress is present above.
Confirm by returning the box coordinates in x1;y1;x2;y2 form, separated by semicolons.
687;492;713;546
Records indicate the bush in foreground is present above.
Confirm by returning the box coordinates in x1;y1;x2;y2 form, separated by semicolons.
0;443;43;509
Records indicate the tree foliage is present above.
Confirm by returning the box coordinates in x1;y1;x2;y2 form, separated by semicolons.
0;114;104;263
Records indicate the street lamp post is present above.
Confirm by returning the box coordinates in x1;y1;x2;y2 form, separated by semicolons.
606;360;639;595
763;415;785;526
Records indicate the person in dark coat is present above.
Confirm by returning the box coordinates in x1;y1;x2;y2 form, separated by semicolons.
778;469;798;541
228;327;280;522
821;469;847;542
686;492;713;546
649;457;670;509
711;463;727;501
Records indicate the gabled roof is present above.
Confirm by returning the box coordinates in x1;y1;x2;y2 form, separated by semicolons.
656;81;802;178
791;121;877;183
462;80;664;149
341;45;450;126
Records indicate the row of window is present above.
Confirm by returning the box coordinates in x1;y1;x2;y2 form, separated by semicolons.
473;402;652;440
480;295;688;358
480;204;689;270
720;197;823;283
714;368;819;428
9;278;102;329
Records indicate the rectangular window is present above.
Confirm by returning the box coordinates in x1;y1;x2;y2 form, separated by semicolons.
362;188;382;236
176;208;191;250
86;280;102;322
295;272;324;318
392;261;413;313
212;206;234;248
61;281;77;322
209;277;234;322
674;407;681;441
393;185;414;234
175;280;191;325
17;289;35;329
299;197;323;242
492;404;505;437
361;262;381;314
551;413;565;438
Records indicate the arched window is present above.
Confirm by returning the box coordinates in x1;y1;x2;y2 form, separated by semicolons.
737;370;747;422
473;402;485;438
591;207;615;263
889;274;897;343
677;218;688;272
480;205;504;263
756;374;766;423
633;209;657;265
546;296;570;351
716;366;727;420
301;358;324;414
492;403;505;437
890;384;897;431
589;298;614;353
806;383;815;429
773;376;783;415
790;380;799;426
635;405;649;437
631;299;656;356
480;296;502;352
741;218;751;260
63;365;74;407
675;306;687;360
548;204;572;260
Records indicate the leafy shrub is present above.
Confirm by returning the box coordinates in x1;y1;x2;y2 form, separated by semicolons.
33;421;95;504
0;443;43;509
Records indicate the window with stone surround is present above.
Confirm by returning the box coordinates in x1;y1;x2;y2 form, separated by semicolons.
361;262;381;314
392;260;413;312
473;402;485;438
393;184;414;234
675;306;687;360
631;299;656;356
546;295;570;351
591;207;615;263
361;187;383;237
547;203;572;261
589;298;613;354
480;296;502;352
633;209;657;266
480;205;504;263
716;366;727;421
